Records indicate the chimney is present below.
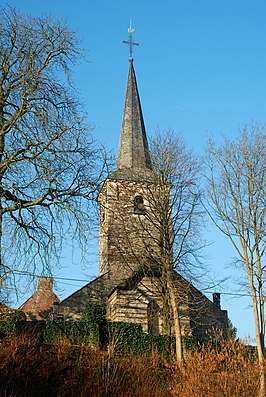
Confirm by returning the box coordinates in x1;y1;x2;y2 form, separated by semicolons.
20;276;60;320
37;276;53;292
212;293;221;309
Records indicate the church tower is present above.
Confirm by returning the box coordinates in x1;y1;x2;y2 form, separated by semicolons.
98;33;157;284
50;27;228;338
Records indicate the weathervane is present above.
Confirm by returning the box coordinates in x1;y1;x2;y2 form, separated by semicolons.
123;20;139;59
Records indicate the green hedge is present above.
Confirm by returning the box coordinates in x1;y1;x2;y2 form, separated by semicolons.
107;322;174;356
42;304;107;348
0;303;200;356
107;322;198;357
0;309;26;338
43;320;88;344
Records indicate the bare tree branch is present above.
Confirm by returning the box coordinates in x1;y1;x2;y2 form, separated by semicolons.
0;6;110;300
204;124;266;396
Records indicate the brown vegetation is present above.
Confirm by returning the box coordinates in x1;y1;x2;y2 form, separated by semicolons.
173;340;260;397
0;335;263;397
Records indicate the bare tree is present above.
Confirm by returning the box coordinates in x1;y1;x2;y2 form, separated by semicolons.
205;125;266;397
0;7;108;297
148;130;203;364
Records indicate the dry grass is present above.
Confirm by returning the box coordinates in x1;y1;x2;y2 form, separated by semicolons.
0;334;173;397
172;340;260;397
0;334;262;397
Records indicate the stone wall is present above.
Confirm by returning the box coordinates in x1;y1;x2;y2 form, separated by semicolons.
111;271;227;339
53;273;112;321
98;177;163;284
188;286;228;340
107;276;164;333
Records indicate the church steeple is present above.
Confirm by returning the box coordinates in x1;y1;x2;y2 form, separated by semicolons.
99;25;154;278
117;59;152;173
116;25;152;175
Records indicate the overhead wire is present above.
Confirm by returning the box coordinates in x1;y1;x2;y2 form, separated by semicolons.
6;270;253;298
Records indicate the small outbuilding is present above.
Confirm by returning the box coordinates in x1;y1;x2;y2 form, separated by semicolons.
20;276;59;321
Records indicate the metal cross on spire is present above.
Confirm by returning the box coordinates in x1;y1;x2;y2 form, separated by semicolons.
123;20;139;60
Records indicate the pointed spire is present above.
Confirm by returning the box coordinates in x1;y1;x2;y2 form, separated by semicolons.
116;58;152;174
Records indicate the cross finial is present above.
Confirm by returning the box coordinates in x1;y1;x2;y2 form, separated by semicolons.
123;20;139;60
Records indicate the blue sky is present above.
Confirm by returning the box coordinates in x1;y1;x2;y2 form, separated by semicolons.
4;0;266;341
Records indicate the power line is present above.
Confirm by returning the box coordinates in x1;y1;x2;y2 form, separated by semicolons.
6;270;253;298
54;276;92;283
4;270;92;283
203;290;251;298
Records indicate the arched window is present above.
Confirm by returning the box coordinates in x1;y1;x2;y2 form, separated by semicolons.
134;195;146;215
100;204;105;222
147;300;160;334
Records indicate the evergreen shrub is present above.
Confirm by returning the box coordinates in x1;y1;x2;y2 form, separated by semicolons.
0;309;26;338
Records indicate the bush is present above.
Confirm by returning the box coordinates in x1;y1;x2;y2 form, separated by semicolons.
0;307;26;338
107;322;176;359
43;320;88;344
42;305;107;349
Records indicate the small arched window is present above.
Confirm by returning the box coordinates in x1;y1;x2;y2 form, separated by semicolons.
100;204;105;222
134;195;146;215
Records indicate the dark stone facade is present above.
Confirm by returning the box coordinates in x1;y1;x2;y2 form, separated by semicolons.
52;273;112;321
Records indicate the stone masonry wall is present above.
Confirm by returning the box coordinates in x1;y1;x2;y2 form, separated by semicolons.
108;275;192;335
53;273;112;321
98;177;161;285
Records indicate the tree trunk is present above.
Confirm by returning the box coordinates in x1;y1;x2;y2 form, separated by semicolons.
161;292;171;336
0;191;4;288
167;271;183;367
249;275;265;397
0;103;4;292
0;205;4;295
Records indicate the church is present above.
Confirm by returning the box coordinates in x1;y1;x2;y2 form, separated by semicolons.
50;50;228;337
21;32;228;339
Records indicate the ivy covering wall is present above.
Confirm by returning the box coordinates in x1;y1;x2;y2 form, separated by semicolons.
0;303;198;356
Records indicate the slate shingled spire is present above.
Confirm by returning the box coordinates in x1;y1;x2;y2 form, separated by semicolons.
116;58;152;173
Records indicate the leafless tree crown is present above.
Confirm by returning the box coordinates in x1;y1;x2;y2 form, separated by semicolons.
0;7;108;295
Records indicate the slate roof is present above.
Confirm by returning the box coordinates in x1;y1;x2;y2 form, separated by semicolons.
116;58;152;176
